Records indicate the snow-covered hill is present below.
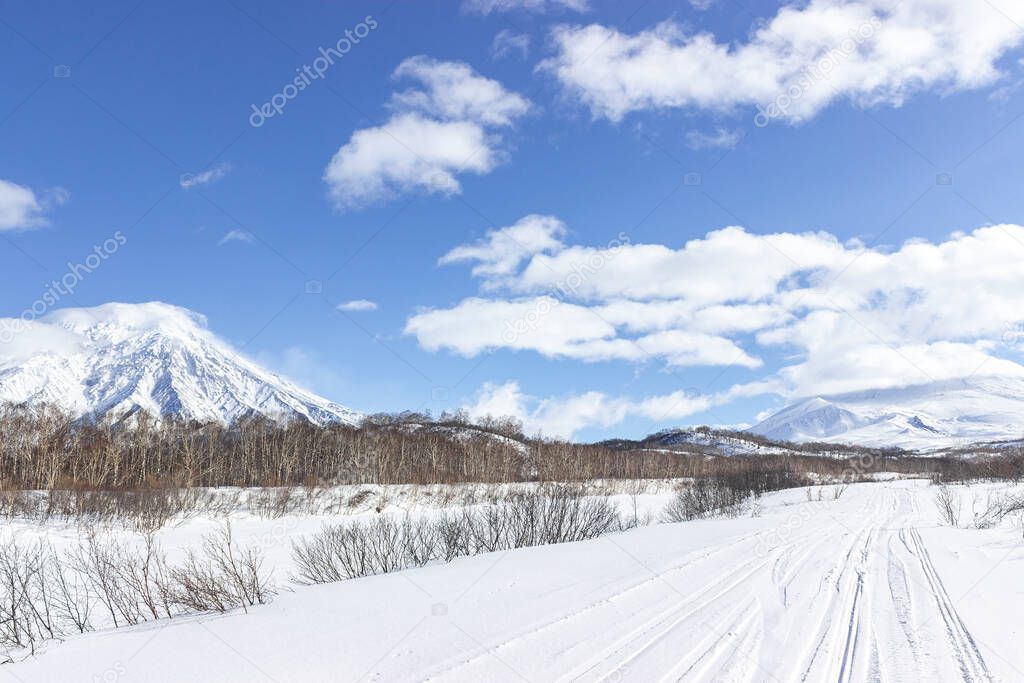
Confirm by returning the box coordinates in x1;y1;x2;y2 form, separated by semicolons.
627;428;793;456
0;302;360;425
750;376;1024;450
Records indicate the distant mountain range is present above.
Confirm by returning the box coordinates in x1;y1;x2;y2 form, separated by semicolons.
0;302;360;425
2;303;1022;451
748;376;1024;450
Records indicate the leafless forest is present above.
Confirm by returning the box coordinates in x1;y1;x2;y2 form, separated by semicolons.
0;404;1021;493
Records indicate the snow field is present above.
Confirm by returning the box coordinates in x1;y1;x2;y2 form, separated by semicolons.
4;479;1023;682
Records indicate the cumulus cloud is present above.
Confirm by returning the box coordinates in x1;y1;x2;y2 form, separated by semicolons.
542;0;1024;123
464;0;588;14
180;163;231;189
337;299;378;312
406;296;763;367
0;179;64;231
439;214;566;279
325;114;497;204
464;380;723;439
510;226;850;303
409;215;1024;406
325;57;529;208
492;29;531;59
391;57;530;127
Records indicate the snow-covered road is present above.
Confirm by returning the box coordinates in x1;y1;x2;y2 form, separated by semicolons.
9;480;1024;682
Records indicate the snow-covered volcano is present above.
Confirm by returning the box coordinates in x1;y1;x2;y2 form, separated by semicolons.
750;376;1024;450
0;302;360;425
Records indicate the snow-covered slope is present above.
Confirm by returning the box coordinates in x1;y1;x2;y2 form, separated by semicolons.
8;481;1024;682
751;376;1024;449
630;428;792;456
0;302;360;425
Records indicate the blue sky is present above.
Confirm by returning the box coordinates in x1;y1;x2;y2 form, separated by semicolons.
4;0;1024;440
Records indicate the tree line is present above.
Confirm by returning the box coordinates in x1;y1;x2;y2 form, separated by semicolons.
0;404;1020;491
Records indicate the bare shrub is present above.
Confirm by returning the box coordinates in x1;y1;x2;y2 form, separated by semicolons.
68;531;151;628
663;480;749;522
402;517;439;568
0;525;275;661
935;485;961;527
969;490;1024;530
170;523;274;613
250;487;302;519
292;487;624;585
533;487;620;544
0;540;61;656
291;520;393;585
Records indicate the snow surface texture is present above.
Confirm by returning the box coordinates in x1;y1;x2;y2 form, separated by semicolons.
7;480;1023;681
0;302;360;425
751;376;1024;450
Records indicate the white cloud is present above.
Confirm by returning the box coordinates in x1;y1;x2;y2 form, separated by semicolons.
767;339;1024;398
0;317;85;365
219;229;254;245
542;1;1024;123
410;215;1024;405
406;296;614;358
337;299;378;312
685;126;741;150
464;0;588;15
405;295;761;368
465;380;724;439
325;114;498;206
0;180;48;231
180;163;231;189
439;214;565;279
325;57;529;208
512;226;849;303
391;56;530;127
492;29;531;59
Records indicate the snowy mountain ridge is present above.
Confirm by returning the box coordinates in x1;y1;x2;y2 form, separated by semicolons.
750;376;1024;450
0;302;360;425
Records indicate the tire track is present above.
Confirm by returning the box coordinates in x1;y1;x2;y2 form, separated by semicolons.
558;552;774;682
836;528;874;683
791;488;897;682
659;597;763;683
575;517;851;683
420;528;769;682
884;531;930;680
907;527;994;682
791;527;872;680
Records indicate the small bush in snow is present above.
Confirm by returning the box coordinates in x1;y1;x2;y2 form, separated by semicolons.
0;523;275;660
935;486;961;527
291;486;622;585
